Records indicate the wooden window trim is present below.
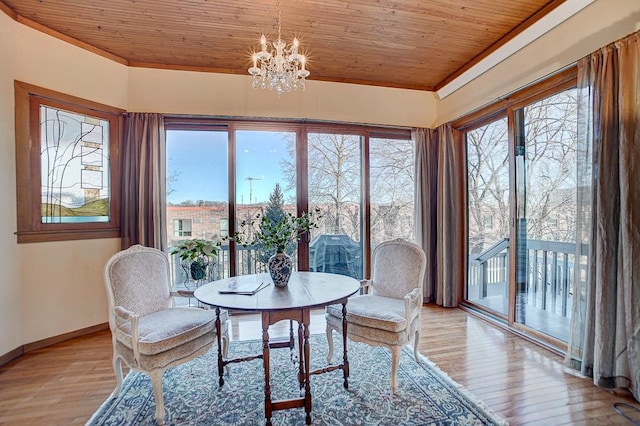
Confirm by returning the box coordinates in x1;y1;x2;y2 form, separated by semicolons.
14;81;124;243
453;66;577;132
164;116;411;139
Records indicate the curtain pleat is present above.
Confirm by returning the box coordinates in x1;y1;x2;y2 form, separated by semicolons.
120;113;167;251
617;33;640;401
435;124;465;307
413;128;439;302
413;125;466;307
565;31;640;401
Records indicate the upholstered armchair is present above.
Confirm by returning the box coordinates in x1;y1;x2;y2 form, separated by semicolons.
325;238;426;393
103;244;229;425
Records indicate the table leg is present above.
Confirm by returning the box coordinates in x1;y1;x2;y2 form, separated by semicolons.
298;321;304;390
342;302;349;389
303;312;312;425
215;307;224;387
262;312;272;426
289;320;295;352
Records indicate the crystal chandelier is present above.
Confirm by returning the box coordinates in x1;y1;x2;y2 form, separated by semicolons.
248;3;309;95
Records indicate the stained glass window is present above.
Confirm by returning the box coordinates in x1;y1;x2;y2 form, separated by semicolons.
40;106;110;223
15;82;122;243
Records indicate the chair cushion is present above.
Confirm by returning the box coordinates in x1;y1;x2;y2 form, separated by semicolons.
326;311;419;347
116;307;227;355
326;295;407;332
116;332;215;371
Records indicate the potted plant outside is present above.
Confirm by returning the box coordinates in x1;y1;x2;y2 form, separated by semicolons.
230;209;321;287
169;239;219;282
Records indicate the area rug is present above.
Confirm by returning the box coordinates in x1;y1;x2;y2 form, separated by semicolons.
88;335;507;425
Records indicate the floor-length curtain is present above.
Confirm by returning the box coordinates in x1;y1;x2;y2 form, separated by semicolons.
435;123;465;307
413;124;466;307
565;31;640;401
413;128;439;303
120;113;167;251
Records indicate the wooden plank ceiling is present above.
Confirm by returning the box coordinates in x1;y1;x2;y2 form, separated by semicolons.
2;0;559;91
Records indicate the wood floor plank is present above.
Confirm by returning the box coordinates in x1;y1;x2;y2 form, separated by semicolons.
0;305;638;425
417;306;639;425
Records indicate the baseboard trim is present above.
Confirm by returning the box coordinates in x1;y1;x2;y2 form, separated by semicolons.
0;346;24;367
23;323;109;352
1;322;109;367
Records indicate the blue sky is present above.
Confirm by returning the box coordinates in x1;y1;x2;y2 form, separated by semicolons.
166;130;295;204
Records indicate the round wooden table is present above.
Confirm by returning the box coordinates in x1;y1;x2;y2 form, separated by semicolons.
194;271;360;425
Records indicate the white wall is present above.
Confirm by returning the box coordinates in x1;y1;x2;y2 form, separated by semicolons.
0;11;21;356
436;0;640;125
2;12;127;348
127;67;437;127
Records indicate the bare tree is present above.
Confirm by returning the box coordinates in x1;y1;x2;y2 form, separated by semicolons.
166;156;180;198
369;138;415;243
282;133;361;236
467;89;578;256
467;118;510;254
281;133;415;243
521;90;577;242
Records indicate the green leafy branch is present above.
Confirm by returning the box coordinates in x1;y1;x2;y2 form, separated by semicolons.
228;209;321;253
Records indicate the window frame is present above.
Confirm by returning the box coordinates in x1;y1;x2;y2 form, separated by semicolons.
14;81;124;243
455;66;578;351
174;219;193;237
163;117;411;279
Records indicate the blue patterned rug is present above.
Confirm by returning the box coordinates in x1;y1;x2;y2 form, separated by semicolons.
88;335;507;425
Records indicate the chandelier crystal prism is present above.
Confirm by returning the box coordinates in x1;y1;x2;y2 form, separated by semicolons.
248;6;309;95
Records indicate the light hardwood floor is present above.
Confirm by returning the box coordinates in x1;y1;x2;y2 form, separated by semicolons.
0;305;638;425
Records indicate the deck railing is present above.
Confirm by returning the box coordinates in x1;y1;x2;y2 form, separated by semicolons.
169;244;280;287
469;238;588;317
468;238;510;299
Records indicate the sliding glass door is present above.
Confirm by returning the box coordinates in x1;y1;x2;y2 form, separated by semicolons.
464;75;579;345
466;117;510;316
514;88;579;342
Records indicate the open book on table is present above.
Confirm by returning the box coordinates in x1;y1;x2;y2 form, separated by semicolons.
218;279;270;295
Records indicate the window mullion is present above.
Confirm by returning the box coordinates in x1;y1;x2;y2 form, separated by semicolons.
297;129;309;270
362;133;371;279
228;125;237;277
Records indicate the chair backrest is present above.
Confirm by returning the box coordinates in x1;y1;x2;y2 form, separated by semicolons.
370;239;426;300
104;245;172;329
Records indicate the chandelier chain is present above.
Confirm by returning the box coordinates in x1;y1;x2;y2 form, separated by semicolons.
277;2;282;41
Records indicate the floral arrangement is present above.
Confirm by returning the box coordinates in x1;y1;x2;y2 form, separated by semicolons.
230;209;321;253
